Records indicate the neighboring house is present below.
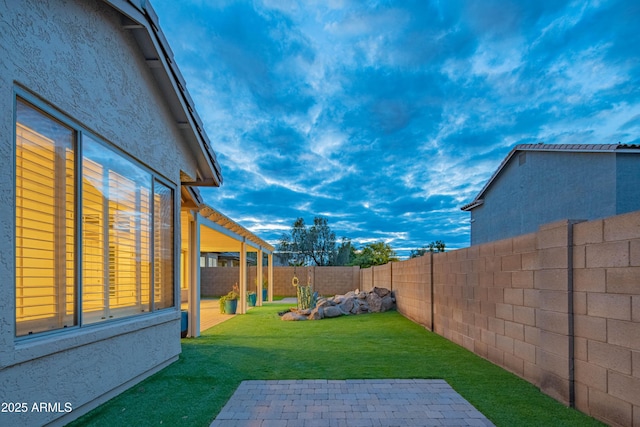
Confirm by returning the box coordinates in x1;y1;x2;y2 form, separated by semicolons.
0;1;224;426
461;143;640;245
217;253;242;267
201;252;244;267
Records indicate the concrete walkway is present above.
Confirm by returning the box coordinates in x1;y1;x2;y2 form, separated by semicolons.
210;379;495;427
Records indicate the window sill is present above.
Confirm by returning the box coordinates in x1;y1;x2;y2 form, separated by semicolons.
4;309;180;368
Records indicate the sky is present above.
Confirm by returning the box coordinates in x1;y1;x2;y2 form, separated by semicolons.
151;0;640;258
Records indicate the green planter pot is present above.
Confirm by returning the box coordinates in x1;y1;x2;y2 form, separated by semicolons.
180;310;188;338
248;293;257;307
224;299;238;314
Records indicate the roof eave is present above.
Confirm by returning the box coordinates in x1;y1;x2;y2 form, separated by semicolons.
461;199;484;211
102;0;223;187
199;205;276;253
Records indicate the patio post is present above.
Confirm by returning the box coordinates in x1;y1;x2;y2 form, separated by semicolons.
267;253;273;302
188;212;201;337
257;249;264;306
239;239;247;314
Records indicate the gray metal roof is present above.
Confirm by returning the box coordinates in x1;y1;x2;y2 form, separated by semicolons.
461;143;640;211
102;0;223;186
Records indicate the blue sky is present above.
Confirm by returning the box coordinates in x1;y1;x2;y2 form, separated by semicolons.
151;0;640;258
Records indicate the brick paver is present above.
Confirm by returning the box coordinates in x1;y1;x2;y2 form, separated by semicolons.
210;379;495;427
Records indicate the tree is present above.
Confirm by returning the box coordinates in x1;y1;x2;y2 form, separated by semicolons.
332;237;356;266
306;216;335;266
351;241;399;268
410;240;446;258
277;216;346;266
409;247;427;258
428;240;446;252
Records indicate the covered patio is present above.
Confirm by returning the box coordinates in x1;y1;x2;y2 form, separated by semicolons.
181;188;274;337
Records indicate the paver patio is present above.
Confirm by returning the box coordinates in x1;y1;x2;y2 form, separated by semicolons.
211;379;495;427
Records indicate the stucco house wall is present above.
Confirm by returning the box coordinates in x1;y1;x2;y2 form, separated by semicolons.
0;1;214;425
616;153;640;214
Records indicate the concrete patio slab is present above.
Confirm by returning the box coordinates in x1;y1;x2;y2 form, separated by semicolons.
210;379;495;427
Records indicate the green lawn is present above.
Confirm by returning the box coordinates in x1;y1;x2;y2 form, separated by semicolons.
71;304;604;426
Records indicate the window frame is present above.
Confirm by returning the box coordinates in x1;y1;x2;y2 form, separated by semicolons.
14;89;179;340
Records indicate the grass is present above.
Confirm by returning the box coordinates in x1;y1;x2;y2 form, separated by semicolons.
70;304;604;426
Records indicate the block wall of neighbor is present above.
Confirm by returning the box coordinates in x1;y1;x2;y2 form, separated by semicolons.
363;209;640;427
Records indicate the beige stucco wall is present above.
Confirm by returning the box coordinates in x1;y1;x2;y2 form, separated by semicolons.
0;1;198;425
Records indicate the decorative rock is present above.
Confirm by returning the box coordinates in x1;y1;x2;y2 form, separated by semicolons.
281;311;308;321
280;288;395;321
308;306;324;320
356;301;370;314
323;305;343;318
373;287;390;298
366;292;382;313
339;298;354;314
381;295;395;312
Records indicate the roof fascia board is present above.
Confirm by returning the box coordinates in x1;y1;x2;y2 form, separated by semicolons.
461;199;484;211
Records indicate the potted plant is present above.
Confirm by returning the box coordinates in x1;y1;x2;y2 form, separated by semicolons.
255;276;268;301
248;291;257;307
219;284;239;314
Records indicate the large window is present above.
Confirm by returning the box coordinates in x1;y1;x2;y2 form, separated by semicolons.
15;98;175;337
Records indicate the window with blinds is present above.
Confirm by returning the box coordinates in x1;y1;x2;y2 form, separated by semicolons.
15;97;175;338
15;100;76;336
82;137;152;324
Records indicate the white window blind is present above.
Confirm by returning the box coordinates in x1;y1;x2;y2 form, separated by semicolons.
82;138;151;324
15;101;76;336
154;181;174;310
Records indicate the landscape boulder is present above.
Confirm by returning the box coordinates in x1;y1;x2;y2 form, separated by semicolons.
323;305;344;318
281;311;308;321
280;288;395;321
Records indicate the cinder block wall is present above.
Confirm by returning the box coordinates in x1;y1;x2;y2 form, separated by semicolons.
360;268;373;291
372;263;392;288
362;210;640;427
201;267;239;296
201;266;359;297
572;212;640;426
391;257;432;329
